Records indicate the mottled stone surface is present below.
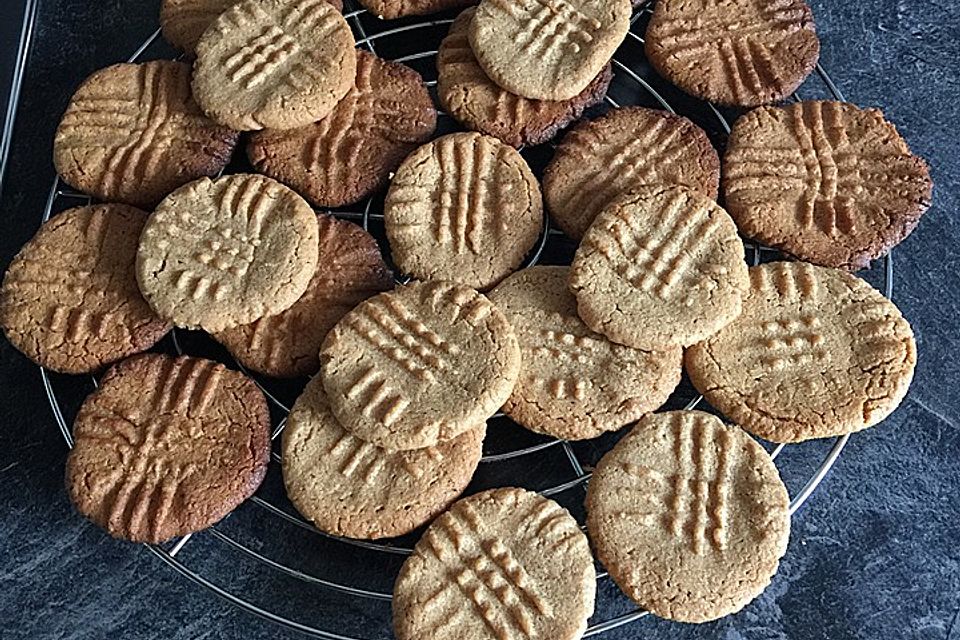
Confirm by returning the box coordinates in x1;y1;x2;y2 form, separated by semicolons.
0;1;958;639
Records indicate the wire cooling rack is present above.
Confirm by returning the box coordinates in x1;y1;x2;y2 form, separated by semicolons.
37;2;895;638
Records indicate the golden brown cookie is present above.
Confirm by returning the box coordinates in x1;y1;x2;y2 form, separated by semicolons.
488;266;681;440
543;106;720;240
645;0;820;107
320;280;520;451
0;205;170;374
437;8;612;148
53;61;239;208
723;101;934;270
586;411;790;622
192;0;356;130
357;0;475;20
247;51;437;208
570;186;748;350
686;262;917;442
384;132;543;290
215;215;394;378
393;488;595;640
136;174;320;333
160;0;343;55
468;0;631;101
282;375;485;539
66;354;271;543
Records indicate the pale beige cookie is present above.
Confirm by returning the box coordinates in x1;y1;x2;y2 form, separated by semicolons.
192;0;356;130
488;266;681;440
66;354;271;543
384;132;543;290
357;0;475;20
543;106;720;240
0;205;170;374
468;0;631;101
282;376;485;539
215;215;393;378
160;0;343;55
645;0;820;107
570;186;748;350
393;487;595;640
136;174;320;333
586;411;790;622
53;61;239;208
320;280;520;451
686;262;917;442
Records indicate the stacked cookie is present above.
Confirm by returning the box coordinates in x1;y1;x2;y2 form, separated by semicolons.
0;0;937;637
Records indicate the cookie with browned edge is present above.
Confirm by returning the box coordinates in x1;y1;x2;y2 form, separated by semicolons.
468;0;630;101
160;0;343;55
283;375;485;539
685;262;917;442
0;205;170;374
393;488;595;640
723;101;933;270
357;0;475;20
570;186;749;350
384;132;543;290
192;0;356;130
645;0;820;107
136;174;320;333
543;106;720;240
215;214;394;378
320;280;520;451
248;51;437;208
437;8;612;148
488;266;681;440
66;354;271;543
53;61;239;208
586;411;790;622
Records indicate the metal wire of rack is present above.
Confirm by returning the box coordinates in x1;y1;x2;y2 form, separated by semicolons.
35;2;896;638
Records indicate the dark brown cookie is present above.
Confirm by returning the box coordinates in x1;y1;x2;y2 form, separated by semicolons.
65;354;271;543
543;106;720;240
160;0;343;56
357;0;475;20
723;101;934;270
53;61;239;208
247;51;437;208
645;0;820;107
215;214;394;378
437;8;612;148
0;205;170;374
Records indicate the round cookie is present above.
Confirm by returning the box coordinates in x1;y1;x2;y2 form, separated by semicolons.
586;411;790;623
247;51;437;208
570;186;748;350
723;101;934;270
320;280;520;451
437;8;613;148
393;487;595;640
53;61;239;208
356;0;475;20
282;375;485;539
215;214;394;378
543;107;720;240
192;0;356;130
685;261;917;443
0;205;170;374
384;132;543;290
467;0;631;101
160;0;343;55
488;266;682;440
645;0;820;107
136;174;320;333
66;354;271;543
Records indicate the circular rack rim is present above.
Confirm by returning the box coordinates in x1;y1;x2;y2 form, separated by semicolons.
38;2;894;638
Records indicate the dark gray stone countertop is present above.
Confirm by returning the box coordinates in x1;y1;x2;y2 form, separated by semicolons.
0;1;957;639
